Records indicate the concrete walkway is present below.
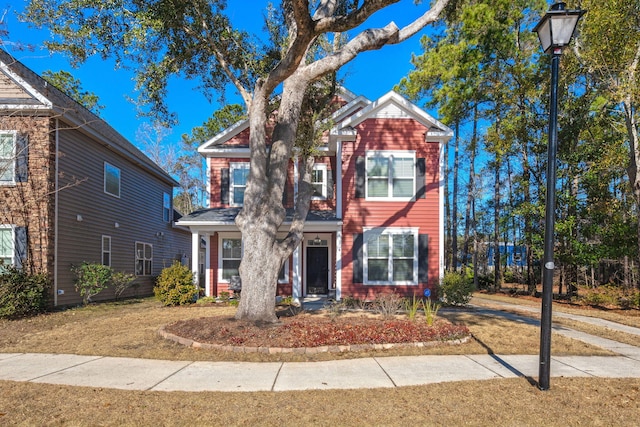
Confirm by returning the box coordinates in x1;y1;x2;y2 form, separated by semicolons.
1;300;639;392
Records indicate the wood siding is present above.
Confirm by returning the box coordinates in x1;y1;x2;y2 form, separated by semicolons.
56;123;191;305
341;118;442;298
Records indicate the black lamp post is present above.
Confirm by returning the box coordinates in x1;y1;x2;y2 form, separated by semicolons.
533;2;585;391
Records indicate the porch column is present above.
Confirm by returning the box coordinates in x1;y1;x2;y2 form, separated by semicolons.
335;228;342;300
204;233;211;297
191;231;200;290
292;244;301;305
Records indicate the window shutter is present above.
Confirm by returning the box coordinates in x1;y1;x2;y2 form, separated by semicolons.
418;234;429;283
415;158;426;199
326;169;334;199
352;233;363;283
282;174;288;205
355;156;365;198
14;226;27;269
221;168;229;205
16;133;28;182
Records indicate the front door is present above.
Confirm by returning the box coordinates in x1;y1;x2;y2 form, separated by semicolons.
306;246;329;295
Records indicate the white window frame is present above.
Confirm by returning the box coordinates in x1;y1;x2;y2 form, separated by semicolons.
219;234;242;282
0;131;17;185
363;227;419;286
217;233;290;283
229;162;250;206
0;225;15;267
163;192;171;222
135;242;153;276
102;235;111;267
104;162;121;198
365;150;416;201
311;163;328;200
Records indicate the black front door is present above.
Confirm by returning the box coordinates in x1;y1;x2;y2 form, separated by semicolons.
306;246;329;295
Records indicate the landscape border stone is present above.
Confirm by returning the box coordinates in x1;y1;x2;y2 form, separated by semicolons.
158;326;471;354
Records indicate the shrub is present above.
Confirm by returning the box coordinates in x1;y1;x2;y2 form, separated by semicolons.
196;296;216;305
72;262;112;305
0;267;50;318
374;292;404;318
423;299;441;326
404;293;422;321
111;271;136;301
154;262;197;306
439;272;475;306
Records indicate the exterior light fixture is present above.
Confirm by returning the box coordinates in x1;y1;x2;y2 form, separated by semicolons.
533;2;585;391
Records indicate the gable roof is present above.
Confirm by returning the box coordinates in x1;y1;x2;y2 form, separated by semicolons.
197;87;369;155
0;49;178;187
332;90;453;142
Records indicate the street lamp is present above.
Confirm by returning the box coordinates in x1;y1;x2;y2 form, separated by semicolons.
533;2;585;391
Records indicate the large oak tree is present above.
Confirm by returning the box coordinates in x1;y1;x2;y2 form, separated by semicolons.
23;0;450;322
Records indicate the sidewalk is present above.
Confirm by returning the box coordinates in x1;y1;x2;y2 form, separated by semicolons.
1;300;639;393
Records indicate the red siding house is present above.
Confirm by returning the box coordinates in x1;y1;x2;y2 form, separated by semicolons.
177;89;452;301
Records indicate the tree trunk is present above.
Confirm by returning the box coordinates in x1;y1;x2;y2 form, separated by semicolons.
493;158;501;292
451;122;460;271
462;106;478;271
623;98;640;291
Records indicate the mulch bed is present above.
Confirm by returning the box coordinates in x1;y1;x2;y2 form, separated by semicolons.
163;313;470;349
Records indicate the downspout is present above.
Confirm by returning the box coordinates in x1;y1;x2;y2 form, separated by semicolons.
53;120;59;306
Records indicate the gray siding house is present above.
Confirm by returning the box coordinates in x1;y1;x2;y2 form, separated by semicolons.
0;49;191;306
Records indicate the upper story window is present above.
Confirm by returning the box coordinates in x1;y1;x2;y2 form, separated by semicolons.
311;164;327;199
230;162;250;206
366;151;415;200
104;162;121;198
163;192;171;222
363;228;418;285
0;131;16;185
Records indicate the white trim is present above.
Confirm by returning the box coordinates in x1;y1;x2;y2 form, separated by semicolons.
311;163;328;200
204;233;211;296
336;141;343;219
191;232;200;290
363;227;419;286
104;161;121;198
303;233;332;296
134;241;153;276
54;123;59;305
0;224;15;267
365;150;416;201
335;228;342;300
229;162;250;207
439;143;445;282
101;235;112;267
0;59;53;108
217;233;242;283
0;130;17;185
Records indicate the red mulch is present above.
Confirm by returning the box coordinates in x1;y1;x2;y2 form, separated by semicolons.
164;313;470;348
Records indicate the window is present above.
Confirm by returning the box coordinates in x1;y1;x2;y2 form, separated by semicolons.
366;151;415;199
102;236;111;267
221;238;242;280
163;192;171;222
135;242;152;276
229;163;250;206
0;225;26;269
364;228;418;285
0;226;13;267
0;131;16;184
104;162;121;197
311;164;327;199
219;236;289;283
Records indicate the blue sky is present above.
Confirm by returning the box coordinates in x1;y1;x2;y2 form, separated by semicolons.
3;1;440;148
